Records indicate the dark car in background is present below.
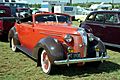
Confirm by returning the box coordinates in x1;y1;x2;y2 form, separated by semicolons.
80;11;120;48
16;8;32;18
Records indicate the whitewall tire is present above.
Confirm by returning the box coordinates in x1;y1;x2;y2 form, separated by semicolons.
41;50;52;74
11;38;17;52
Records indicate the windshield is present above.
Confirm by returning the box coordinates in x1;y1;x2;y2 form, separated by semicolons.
118;14;120;22
35;14;71;23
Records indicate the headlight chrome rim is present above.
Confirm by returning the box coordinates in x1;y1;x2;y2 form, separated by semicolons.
64;34;73;43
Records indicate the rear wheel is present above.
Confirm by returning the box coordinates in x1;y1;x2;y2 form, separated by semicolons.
41;50;53;74
11;38;17;52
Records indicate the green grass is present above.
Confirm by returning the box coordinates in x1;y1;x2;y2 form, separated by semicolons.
72;21;80;27
0;41;120;80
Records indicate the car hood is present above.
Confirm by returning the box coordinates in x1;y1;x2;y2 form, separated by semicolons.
35;22;80;35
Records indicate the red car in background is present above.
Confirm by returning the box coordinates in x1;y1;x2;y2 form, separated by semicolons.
8;13;109;74
0;5;15;37
81;11;120;48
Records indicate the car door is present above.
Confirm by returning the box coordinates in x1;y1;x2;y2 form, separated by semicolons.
17;22;34;50
104;13;120;47
84;13;106;41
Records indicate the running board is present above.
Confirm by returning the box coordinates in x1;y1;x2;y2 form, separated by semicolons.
16;45;35;59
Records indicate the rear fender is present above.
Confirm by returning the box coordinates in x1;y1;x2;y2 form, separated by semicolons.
8;27;20;47
33;37;64;64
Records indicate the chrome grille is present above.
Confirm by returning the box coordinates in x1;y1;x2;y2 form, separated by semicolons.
77;28;88;57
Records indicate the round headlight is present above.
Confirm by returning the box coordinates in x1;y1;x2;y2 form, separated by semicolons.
64;34;73;43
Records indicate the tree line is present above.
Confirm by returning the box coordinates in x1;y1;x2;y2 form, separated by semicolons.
29;2;120;9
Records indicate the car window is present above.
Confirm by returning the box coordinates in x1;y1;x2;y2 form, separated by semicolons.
57;15;71;23
35;14;56;22
94;14;105;23
35;14;71;23
86;14;95;21
105;14;119;24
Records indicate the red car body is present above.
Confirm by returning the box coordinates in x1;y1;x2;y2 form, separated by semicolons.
8;13;109;74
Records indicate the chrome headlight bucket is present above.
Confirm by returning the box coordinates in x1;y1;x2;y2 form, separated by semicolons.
77;28;87;46
64;34;73;43
77;28;88;57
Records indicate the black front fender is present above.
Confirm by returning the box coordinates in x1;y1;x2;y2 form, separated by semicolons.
8;27;16;42
8;27;20;46
95;37;106;54
87;34;107;58
33;37;64;64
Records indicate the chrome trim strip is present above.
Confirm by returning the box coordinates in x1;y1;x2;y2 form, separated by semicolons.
54;56;109;65
77;28;87;57
39;32;62;37
87;22;120;28
104;42;120;48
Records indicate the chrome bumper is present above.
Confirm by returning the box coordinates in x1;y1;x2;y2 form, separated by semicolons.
54;55;109;65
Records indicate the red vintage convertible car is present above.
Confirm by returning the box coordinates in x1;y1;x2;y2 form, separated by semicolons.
8;13;109;74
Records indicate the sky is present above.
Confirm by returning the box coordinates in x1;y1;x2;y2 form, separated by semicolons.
27;0;120;4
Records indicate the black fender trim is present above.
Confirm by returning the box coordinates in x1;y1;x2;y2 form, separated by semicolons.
87;36;106;58
8;27;20;47
33;37;64;64
95;37;106;54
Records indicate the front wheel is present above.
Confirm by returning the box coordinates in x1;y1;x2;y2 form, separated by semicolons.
41;50;54;74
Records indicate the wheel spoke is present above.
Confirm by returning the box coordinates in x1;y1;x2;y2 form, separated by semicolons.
41;50;51;74
43;54;49;70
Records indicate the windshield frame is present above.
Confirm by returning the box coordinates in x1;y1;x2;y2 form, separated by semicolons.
35;14;71;24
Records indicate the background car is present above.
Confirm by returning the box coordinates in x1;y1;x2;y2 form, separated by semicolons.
0;5;15;39
80;11;120;48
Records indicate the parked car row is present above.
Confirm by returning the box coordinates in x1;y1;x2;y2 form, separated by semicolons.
1;5;119;74
0;5;32;38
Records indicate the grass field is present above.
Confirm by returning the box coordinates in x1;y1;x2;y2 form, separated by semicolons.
0;41;120;80
0;21;120;80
